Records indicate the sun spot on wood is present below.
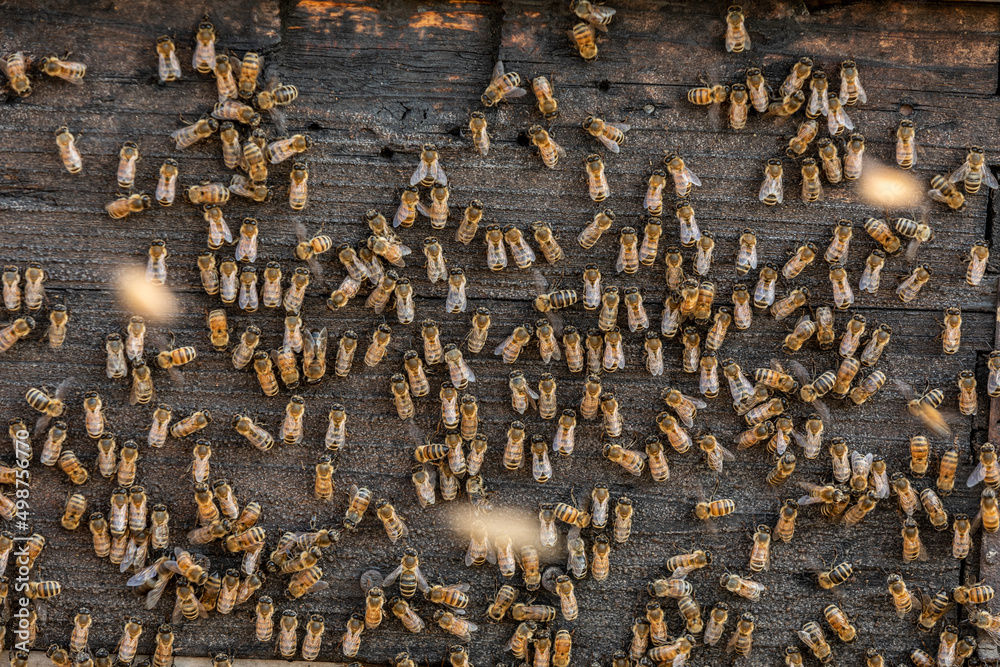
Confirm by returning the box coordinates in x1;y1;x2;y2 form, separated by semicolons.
409;11;478;32
297;1;382;35
525;11;541;18
508;32;534;50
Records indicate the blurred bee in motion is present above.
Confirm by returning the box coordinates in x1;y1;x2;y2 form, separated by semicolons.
759;159;783;205
573;0;616;29
481;60;527;106
468;111;489;156
664;153;701;197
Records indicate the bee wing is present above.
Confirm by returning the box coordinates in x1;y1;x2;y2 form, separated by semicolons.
144;575;171;610
683;168;702;187
784;359;810;385
920;406;952;437
597;134;621;154
813;398;831;424
238;286;252;310
981;163;1000;189
171;595;184;625
966;461;986;488
506;86;528;99
221;219;234;244
718;443;736;462
304;581;330;595
415;566;430;592
434;163;448;186
819;94;830;117
462;362;476;384
415;201;431;218
127;561;164;587
410;161;428;187
854;80;867;104
494;334;514;356
683;393;708;409
904;237;921;263
949;162;972;184
382;563;404;587
32;414;52;439
725;630;740;653
927;187;951;204
269;106;288;136
491;60;505;81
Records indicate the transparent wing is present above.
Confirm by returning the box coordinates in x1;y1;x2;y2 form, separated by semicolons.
949;162;972;184
597;134;621;154
981;164;1000;189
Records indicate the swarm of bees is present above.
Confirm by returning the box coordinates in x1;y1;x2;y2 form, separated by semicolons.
0;2;998;666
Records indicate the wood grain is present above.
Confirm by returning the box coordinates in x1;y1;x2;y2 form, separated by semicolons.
0;1;998;666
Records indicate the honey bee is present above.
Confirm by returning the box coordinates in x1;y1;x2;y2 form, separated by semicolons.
936;446;959;497
584;153;610;201
504;226;536;270
484;224;508;271
527;124;567;170
966;240;990;286
804;71;830;118
758;158;784;205
917;588;955;633
643;170;668;216
366;272;397;315
453;200;485;246
529;224;564;268
468;112;489;156
171;117;218;150
384;599;422;638
675;200;701;247
52;126;84;175
897;263;932;303
495;324;533;364
237;266;259;311
826;94;855;136
664;153;702;197
644;331;664;376
855;249;887;295
772;286;809;321
218;259;238;304
950;145;999;195
860;323;891;367
481;59;527;105
106;192;152;219
693;230;715;276
895;118;917;169
579;212;615;253
769;90;805;117
844;133;866;180
583;116;630;154
957;370;978;416
728;82;749;129
0;51;32;97
834;59;867;105
816;137;842;183
745;66;768;112
568;21;599;60
786;319;815;358
719;573;765;601
801;158;824;203
902;517;928;562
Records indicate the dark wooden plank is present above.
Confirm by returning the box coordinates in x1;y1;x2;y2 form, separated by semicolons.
0;1;997;666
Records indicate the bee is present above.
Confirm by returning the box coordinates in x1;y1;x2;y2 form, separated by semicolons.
275;610;299;657
957;370;978;416
784;316;815;354
419;183;451;231
568;21;598;60
897;263;932;303
215;258;238;304
530;436;553;483
728;82;749;129
383;599;423;638
481;60;527;105
281;266;311;313
901;517;928;562
664;153;702;197
719;573;765;601
800;157;824;203
171;117;218;150
780;56;813;96
769;90;805;117
583;116;630;154
642;330;663;376
641;171;669;217
583;153;611;201
805;71;830;118
216;120;244;168
495;324;533;364
212;54;239;100
919;487;949;531
692;230;715;276
484;224;508;271
724;612;756;657
435;610;478;643
949;145;999;195
746;66;768;112
817;137;843;183
256;74;299;110
51;126;85;176
835;59;867;105
958;240;989;289
675;201;701;248
843;133;866;180
468;112;489;156
520;544;541;591
826;94;855;136
772;286;809;321
504;226;536;270
527;124;566;170
0;51;32;96
106;192;152;219
758;158;784;205
601;391;626;436
610;496;634;543
2;265;20;312
930;446;959;499
795;622;833;665
891;118;918;170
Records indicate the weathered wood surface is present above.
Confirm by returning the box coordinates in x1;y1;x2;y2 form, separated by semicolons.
1;1;1000;666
